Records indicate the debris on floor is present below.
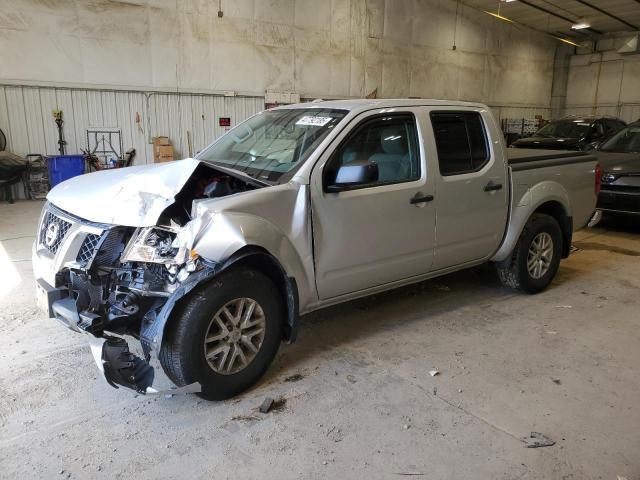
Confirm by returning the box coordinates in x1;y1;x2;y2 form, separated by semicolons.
283;373;304;383
394;472;425;476
259;396;287;414
346;374;357;384
326;425;344;442
259;397;274;413
231;414;260;422
521;432;555;448
556;305;572;309
551;378;562;385
429;369;440;377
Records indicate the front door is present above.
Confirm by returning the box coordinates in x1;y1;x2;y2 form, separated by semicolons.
310;110;437;300
428;109;509;270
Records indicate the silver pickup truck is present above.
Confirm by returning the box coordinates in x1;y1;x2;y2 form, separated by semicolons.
33;99;599;400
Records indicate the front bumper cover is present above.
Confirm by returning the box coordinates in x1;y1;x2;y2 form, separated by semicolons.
42;278;201;396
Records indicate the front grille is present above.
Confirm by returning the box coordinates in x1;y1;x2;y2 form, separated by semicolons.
93;228;126;267
39;211;72;254
76;233;102;266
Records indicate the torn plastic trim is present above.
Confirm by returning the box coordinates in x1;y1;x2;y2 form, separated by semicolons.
140;264;218;360
51;295;201;396
139;248;300;372
220;247;300;343
87;336;200;395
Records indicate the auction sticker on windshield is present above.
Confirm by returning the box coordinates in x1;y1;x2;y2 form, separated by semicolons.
296;116;333;127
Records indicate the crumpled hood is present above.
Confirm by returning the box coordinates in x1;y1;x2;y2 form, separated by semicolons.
47;158;201;226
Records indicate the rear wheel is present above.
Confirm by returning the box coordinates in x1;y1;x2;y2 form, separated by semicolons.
160;268;284;400
496;213;563;294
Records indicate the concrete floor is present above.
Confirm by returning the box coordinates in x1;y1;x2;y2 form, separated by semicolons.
1;200;639;480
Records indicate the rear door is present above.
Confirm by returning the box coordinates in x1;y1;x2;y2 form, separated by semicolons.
428;108;509;270
310;109;436;299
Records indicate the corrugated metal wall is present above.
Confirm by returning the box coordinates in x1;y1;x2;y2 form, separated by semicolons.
0;86;554;163
0;85;265;164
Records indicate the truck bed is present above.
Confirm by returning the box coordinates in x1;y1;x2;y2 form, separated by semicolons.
507;148;593;171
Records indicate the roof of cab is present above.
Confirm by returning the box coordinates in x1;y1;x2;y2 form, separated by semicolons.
271;98;488;114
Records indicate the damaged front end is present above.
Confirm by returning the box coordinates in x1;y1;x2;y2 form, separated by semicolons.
34;162;265;395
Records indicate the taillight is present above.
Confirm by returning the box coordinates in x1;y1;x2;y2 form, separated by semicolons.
595;164;602;195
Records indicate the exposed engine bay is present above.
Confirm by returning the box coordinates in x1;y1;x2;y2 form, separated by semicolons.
43;163;263;393
159;163;261;226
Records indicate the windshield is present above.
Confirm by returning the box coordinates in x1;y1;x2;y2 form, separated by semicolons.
197;108;348;183
535;120;592;139
600;124;640;153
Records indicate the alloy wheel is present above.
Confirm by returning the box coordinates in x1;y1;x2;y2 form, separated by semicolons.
204;297;266;375
527;232;554;280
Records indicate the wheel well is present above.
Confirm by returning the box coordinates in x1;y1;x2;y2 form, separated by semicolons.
533;201;572;258
221;246;299;343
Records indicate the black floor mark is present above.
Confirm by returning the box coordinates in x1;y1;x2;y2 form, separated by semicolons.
573;241;640;257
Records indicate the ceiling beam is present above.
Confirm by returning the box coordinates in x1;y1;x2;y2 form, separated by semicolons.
572;0;639;31
518;0;604;35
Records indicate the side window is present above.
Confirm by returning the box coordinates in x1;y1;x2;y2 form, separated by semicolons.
594;121;605;137
607;120;624;134
325;114;420;187
430;111;490;176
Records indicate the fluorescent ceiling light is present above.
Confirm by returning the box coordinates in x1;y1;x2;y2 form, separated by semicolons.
554;36;581;47
483;10;514;23
571;19;590;29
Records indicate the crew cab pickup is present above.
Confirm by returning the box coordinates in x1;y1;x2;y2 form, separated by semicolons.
33;99;599;400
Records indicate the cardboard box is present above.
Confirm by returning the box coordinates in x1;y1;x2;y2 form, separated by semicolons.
153;136;174;163
153;136;171;146
155;145;174;163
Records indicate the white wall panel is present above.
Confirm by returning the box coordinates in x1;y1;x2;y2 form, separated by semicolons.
86;90;104;128
22;88;45;154
0;85;265;165
0;0;555;110
564;49;640;123
4;87;29;155
70;90;90;156
0;87;10;151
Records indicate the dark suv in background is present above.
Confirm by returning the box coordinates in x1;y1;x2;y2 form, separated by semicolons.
510;117;626;151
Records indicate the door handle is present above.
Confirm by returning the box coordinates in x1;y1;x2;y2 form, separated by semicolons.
484;181;503;192
410;193;434;205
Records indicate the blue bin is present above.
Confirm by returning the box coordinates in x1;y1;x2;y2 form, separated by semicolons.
46;155;85;187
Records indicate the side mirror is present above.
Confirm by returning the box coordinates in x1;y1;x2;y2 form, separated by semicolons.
326;160;379;192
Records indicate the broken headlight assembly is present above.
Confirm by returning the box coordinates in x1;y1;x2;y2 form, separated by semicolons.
121;227;188;265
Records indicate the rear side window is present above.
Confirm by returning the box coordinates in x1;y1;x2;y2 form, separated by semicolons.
430;111;490;176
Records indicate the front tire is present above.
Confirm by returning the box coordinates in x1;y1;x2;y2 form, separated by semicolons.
160;268;284;400
496;213;563;294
